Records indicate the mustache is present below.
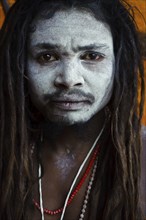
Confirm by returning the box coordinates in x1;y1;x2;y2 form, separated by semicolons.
43;89;95;103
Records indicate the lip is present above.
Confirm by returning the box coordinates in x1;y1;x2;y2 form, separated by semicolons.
51;100;90;111
51;95;91;102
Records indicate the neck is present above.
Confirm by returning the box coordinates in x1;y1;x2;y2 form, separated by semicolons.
31;109;110;220
40;110;106;154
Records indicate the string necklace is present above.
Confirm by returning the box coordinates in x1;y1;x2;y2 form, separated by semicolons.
79;159;98;220
37;118;106;220
38;158;98;220
33;145;99;215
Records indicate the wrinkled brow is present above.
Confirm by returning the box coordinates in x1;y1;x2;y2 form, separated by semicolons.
30;42;110;52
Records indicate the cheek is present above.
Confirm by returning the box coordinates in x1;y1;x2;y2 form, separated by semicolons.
90;77;113;98
85;61;114;92
27;66;55;95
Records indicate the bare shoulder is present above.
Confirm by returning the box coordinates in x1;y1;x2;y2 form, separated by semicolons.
140;125;146;216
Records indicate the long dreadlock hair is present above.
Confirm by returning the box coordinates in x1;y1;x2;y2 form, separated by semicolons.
0;0;145;219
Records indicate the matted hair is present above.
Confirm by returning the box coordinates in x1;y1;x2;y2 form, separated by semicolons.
0;0;145;219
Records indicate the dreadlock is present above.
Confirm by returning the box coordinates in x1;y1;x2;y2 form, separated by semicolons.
0;0;145;219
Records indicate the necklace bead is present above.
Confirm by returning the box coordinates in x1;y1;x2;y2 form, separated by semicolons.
79;160;97;220
33;147;99;216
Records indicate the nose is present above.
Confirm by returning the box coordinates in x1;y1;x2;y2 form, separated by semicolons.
54;60;84;89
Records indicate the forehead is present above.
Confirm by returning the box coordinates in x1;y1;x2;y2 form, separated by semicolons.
29;9;113;50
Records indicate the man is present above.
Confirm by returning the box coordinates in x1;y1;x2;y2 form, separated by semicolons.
0;0;145;219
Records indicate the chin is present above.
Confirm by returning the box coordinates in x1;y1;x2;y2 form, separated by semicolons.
46;113;93;126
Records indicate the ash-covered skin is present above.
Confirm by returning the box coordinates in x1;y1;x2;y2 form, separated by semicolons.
27;9;115;125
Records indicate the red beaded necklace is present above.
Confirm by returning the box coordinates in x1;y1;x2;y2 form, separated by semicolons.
33;145;100;216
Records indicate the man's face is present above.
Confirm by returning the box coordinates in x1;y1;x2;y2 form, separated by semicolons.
27;9;115;125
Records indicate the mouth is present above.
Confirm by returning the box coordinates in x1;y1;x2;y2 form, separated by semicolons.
51;99;91;111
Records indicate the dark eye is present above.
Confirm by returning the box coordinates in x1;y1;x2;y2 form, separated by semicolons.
80;52;104;61
37;53;59;64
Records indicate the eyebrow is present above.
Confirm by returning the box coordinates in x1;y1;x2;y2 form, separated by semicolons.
30;42;109;52
75;44;109;52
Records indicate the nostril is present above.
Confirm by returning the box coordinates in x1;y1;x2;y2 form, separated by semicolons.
75;82;82;86
54;74;84;89
54;81;83;89
54;82;70;90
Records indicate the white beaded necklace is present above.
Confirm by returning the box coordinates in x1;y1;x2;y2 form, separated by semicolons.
79;160;97;220
39;119;106;220
39;158;98;220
